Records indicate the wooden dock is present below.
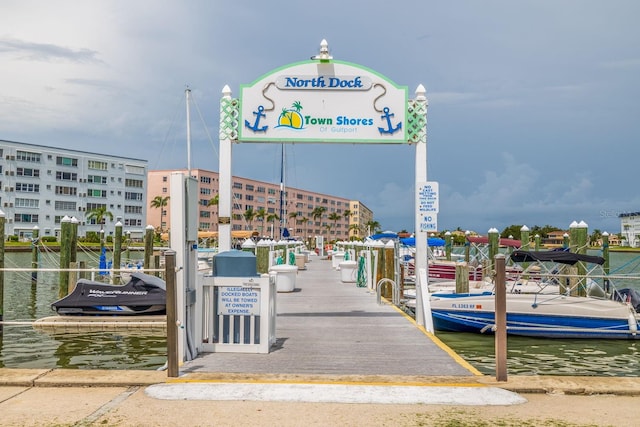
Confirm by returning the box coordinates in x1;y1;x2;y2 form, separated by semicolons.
183;256;478;378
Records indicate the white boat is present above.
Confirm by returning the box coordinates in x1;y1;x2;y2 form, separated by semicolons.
428;249;640;339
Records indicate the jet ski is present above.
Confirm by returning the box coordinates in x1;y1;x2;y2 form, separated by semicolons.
51;271;166;315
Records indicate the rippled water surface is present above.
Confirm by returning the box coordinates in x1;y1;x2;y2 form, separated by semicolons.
0;250;167;370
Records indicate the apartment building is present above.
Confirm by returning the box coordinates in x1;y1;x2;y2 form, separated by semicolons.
348;200;373;240
0;139;148;239
620;212;640;247
147;169;371;242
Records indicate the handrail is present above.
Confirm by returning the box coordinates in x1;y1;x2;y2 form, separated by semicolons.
376;278;399;305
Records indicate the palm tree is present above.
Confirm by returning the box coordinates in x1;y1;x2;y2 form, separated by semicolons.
349;223;361;240
150;195;170;232
288;211;299;233
328;212;341;239
256;208;267;235
86;206;114;251
311;206;326;225
311;206;327;242
207;194;219;207
243;207;256;231
324;224;332;242
266;213;280;238
366;220;381;236
300;216;309;244
86;206;113;232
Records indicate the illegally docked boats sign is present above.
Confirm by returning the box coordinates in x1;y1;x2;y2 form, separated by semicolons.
239;60;408;143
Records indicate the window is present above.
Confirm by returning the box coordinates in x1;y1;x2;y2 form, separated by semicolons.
56;156;78;167
125;178;143;188
88;175;107;184
257;186;265;193
125;192;143;201
233;182;243;189
15;198;39;208
200;187;211;195
16;183;40;193
56;171;78;181
14;213;38;223
124;165;145;175
268;188;276;195
54;186;76;195
16;168;40;177
124;205;143;214
88;160;108;170
245;184;254;191
200;176;211;184
200;211;211;218
16;151;41;162
88;189;107;198
54;201;76;210
86;203;107;211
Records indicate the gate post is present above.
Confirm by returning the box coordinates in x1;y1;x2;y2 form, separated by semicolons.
218;85;236;253
165;250;179;377
412;84;429;327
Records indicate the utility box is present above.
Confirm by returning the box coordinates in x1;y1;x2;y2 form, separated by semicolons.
214;250;257;277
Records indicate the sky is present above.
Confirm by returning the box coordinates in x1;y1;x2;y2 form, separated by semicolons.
1;1;638;236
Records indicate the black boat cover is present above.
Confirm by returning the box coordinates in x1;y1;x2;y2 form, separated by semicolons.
51;271;166;315
509;249;605;265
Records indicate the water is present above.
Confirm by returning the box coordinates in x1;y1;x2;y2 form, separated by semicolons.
435;250;640;377
0;249;167;370
2;248;640;375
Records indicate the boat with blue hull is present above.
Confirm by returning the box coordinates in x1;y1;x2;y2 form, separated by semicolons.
429;249;640;339
431;292;639;339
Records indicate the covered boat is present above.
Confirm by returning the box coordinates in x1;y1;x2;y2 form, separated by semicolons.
51;272;166;315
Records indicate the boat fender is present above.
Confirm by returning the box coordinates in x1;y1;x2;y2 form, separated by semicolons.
480;324;495;334
628;313;638;336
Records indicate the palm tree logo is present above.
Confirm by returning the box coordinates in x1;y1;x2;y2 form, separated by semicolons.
276;101;304;129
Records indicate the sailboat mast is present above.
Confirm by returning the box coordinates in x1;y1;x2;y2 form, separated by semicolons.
279;144;286;239
185;87;192;175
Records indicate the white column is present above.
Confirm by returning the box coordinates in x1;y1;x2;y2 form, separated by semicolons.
218;85;233;252
169;172;186;363
414;84;429;327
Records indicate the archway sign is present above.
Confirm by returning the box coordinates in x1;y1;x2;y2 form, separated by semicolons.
218;40;431;327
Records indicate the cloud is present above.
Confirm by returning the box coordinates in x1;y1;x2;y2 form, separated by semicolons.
0;38;101;63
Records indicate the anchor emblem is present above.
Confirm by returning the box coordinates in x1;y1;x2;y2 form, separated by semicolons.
378;107;402;134
245;105;268;132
